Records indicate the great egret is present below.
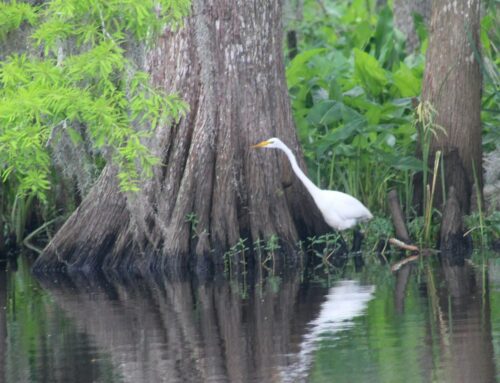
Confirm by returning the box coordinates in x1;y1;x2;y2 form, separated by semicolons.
252;138;373;231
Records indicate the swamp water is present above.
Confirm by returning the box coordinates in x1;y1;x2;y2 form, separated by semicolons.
2;255;500;383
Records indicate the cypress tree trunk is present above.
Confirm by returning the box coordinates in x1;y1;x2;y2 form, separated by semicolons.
393;0;431;53
412;0;483;260
283;0;303;60
415;0;482;216
34;0;327;275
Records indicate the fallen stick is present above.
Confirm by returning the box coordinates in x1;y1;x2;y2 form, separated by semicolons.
387;190;412;244
388;238;419;252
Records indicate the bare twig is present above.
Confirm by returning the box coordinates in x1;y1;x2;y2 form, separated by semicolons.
388;237;420;252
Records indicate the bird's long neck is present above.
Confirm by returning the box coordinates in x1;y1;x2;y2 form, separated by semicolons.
279;145;321;197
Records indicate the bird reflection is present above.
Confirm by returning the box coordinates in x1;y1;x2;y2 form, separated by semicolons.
281;280;375;383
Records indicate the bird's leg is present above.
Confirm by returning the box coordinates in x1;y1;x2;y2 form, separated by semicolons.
338;233;348;254
352;229;365;270
351;229;364;252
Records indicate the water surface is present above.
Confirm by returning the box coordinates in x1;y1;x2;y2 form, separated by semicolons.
2;256;499;382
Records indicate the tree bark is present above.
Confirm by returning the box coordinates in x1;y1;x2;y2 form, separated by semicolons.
393;0;431;53
417;0;482;215
283;0;303;60
33;0;328;275
440;186;471;264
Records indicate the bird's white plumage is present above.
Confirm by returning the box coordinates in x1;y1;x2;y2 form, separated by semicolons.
314;189;372;230
252;137;372;230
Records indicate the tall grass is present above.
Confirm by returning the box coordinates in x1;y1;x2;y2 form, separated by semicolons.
414;101;446;245
422;151;441;245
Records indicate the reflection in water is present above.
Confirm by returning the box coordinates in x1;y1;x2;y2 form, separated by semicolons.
30;272;308;383
394;261;498;383
280;280;375;383
394;263;412;314
3;257;500;382
0;264;7;383
439;262;497;383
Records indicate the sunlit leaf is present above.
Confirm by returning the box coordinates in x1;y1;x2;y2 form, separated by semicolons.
354;48;388;96
393;63;421;97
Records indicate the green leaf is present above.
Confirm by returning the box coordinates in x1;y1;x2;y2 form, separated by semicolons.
307;100;343;126
343;86;365;98
324;122;359;143
0;2;38;39
413;12;428;51
480;14;493;57
286;48;326;87
393;63;420;97
328;78;343;101
354;48;388;96
366;104;382;125
389;155;424;171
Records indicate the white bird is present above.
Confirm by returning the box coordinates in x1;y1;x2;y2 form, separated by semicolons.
252;137;372;231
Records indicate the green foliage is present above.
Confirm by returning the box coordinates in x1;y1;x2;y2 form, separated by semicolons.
224;238;250;275
288;0;499;249
353;48;388;96
307;233;343;266
480;10;500;152
0;1;38;40
465;210;500;248
264;234;281;254
287;1;424;213
364;216;394;248
0;0;190;245
185;212;199;238
413;102;446;245
31;0;191;52
393;63;421;97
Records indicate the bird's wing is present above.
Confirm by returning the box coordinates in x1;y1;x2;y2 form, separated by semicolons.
320;190;372;221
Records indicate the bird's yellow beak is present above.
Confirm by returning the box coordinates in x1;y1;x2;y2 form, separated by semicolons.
251;140;271;148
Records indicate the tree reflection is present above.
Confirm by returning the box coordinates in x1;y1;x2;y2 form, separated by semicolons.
0;264;7;383
21;258;499;383
393;260;497;383
394;263;413;314
439;262;497;383
36;271;311;383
